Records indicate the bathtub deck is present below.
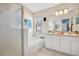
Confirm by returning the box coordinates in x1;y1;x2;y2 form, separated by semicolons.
32;48;67;56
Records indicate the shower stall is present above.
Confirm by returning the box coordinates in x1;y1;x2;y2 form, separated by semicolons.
0;3;44;56
0;3;28;56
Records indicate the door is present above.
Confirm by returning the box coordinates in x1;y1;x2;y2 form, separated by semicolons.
71;37;79;55
45;35;60;51
45;35;53;49
52;35;60;51
60;36;70;54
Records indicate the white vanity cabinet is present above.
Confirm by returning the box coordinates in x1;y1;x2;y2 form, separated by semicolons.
45;34;79;55
45;35;60;51
60;36;71;54
71;37;79;55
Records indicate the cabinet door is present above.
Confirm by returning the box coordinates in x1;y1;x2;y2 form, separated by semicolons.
45;35;53;49
52;36;60;51
45;35;60;51
71;37;79;55
60;36;70;54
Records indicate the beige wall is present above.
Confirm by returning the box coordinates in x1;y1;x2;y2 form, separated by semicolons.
34;3;79;16
23;7;33;33
23;6;33;56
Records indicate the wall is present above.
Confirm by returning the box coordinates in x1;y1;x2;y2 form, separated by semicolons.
23;6;33;56
23;7;33;33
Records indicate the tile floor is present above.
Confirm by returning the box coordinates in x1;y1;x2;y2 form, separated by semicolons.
32;48;67;56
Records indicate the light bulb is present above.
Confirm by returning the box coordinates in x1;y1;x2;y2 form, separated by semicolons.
64;9;68;14
59;10;63;15
55;12;59;16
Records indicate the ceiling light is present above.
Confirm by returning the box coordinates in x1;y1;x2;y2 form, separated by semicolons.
64;9;68;14
59;10;63;15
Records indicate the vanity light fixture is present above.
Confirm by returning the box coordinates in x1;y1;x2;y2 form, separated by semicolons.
55;8;68;16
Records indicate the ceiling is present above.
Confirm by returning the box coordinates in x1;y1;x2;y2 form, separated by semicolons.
22;3;60;13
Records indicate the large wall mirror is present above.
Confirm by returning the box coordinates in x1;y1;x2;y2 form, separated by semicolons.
47;8;79;33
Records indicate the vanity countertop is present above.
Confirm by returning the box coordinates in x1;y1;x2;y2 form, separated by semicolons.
47;32;79;37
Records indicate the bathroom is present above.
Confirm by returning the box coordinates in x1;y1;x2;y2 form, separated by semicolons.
0;3;79;56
